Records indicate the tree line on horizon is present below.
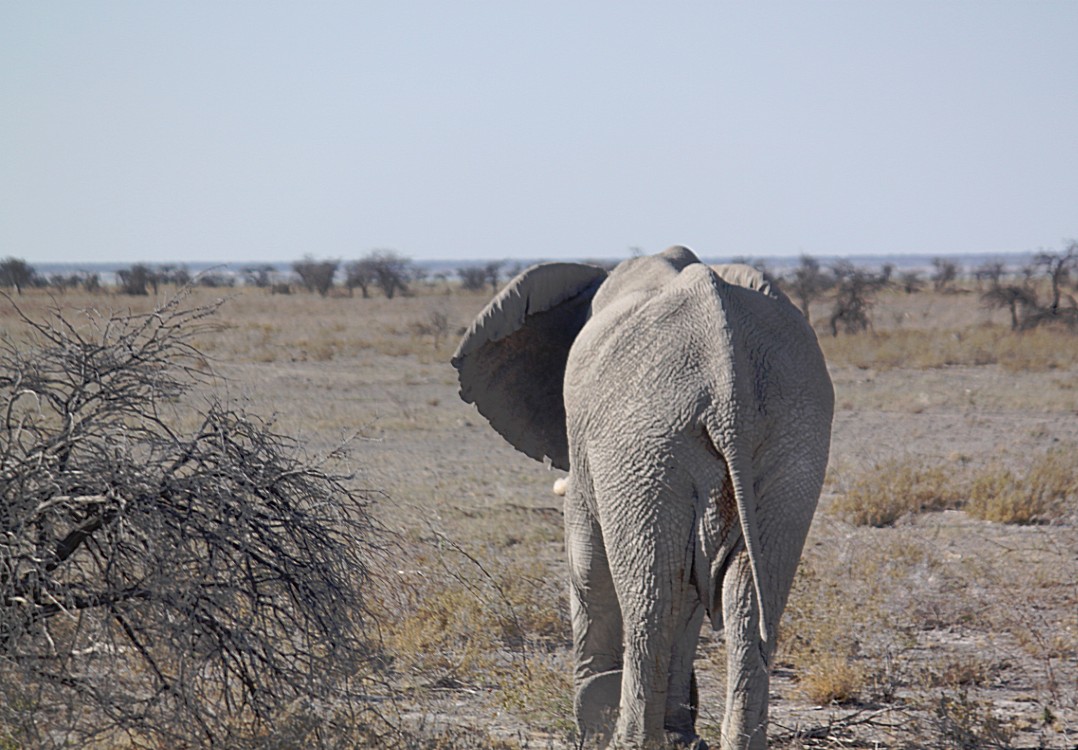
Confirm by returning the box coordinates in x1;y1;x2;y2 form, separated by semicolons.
3;241;1076;333
0;251;517;299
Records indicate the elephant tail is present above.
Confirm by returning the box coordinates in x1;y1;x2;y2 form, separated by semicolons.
705;423;771;658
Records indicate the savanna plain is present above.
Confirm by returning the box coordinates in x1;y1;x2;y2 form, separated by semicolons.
3;270;1077;749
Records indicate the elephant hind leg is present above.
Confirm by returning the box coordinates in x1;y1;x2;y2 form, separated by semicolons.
720;548;770;750
565;484;622;743
664;587;705;740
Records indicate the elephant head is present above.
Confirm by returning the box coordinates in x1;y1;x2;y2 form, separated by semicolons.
453;247;833;749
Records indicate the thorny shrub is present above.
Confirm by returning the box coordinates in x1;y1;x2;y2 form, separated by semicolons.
0;294;388;749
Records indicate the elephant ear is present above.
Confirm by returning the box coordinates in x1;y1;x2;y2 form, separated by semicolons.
451;262;607;470
709;263;792;305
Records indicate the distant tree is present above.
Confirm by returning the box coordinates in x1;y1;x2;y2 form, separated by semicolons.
898;270;924;294
0;257;37;295
292;255;339;296
242;264;277;288
982;283;1039;331
45;274;80;293
55;272;102;294
116;264;157;296
196;271;235;288
367;250;413;299
829;261;888;336
931;257;959;293
785;254;833;323
344;258;376;298
483;260;506;294
974;261;1006;290
457;266;488;292
1032;241;1078;312
158;264;191;286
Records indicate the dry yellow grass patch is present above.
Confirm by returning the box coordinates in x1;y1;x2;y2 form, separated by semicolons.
830;445;1077;527
966;446;1078;524
829;458;965;527
797;655;866;705
820;325;1078;372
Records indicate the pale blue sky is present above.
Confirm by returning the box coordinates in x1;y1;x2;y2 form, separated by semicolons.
3;1;1076;264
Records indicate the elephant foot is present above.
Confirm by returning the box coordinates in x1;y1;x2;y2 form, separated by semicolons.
575;669;621;748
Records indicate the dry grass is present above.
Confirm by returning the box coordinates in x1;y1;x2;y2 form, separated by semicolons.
796;655;866;705
830;445;1077;527
820;324;1078;372
4;280;1078;747
829;458;966;527
966;446;1078;524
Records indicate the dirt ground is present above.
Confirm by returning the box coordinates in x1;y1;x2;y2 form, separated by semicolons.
20;277;1070;749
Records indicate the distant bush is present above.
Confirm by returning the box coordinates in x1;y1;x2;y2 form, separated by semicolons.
931;257;960;293
982;283;1039;330
828;261;888;336
899;270;924;294
116;263;156;295
457;266;488;292
1033;241;1078;313
346;250;413;299
242;264;278;288
784;254;833;323
0;257;38;295
293;255;339;296
369;250;414;299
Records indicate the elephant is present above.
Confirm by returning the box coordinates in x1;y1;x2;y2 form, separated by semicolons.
452;246;834;749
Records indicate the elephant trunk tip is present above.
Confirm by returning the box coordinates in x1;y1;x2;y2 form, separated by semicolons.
552;477;568;496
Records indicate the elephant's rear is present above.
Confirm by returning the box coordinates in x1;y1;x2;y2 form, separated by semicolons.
562;261;833;749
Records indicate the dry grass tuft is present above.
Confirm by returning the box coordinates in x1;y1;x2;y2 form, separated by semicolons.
966;446;1078;524
926;691;1018;750
831;445;1077;527
797;655;866;705
829;458;965;527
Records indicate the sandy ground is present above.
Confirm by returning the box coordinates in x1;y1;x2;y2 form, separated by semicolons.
197;285;1077;749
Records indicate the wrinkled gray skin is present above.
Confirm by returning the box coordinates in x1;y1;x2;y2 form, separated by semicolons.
453;247;834;749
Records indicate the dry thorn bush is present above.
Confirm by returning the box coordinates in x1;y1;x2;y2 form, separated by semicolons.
0;293;389;749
